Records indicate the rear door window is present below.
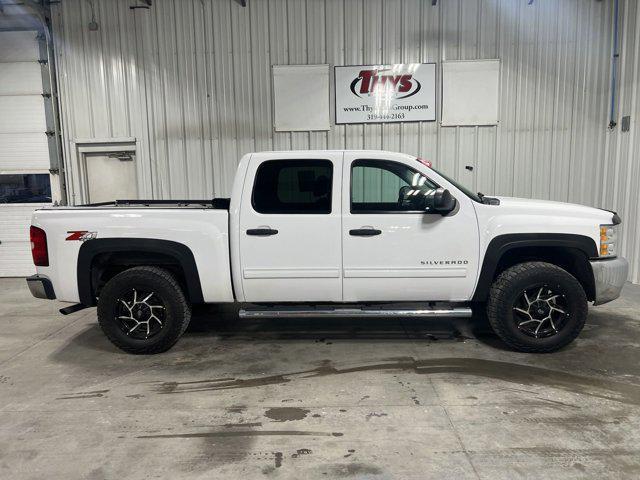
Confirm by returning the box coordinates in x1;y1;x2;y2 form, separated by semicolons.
252;160;333;214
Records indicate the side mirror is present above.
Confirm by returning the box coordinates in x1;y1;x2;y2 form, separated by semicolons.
425;188;456;215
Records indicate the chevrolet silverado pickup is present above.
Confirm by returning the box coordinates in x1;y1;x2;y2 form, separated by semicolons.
26;150;628;354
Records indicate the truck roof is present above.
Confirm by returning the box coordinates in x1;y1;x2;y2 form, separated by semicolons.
251;149;415;157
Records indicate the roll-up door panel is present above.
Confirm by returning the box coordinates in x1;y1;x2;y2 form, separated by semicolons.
0;96;46;133
0;133;49;170
0;63;42;95
0;31;39;62
0;30;51;277
0;204;46;277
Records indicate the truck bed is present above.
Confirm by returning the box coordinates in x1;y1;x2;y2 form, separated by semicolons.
77;198;231;209
31;201;233;304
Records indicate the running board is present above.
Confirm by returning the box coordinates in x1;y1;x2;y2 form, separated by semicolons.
239;306;472;319
59;303;89;315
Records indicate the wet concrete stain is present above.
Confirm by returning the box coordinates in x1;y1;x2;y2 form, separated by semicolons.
291;448;312;458
125;394;144;399
264;407;310;422
151;357;640;405
453;331;473;342
223;422;263;428
137;430;343;439
343;448;356;458
155;374;292;394
397;377;421;405
261;465;276;475
56;389;109;400
323;463;383;477
274;451;283;468
365;412;388;421
156;377;236;394
226;405;247;413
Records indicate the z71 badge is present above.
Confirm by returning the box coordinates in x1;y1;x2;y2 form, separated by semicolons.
65;231;97;241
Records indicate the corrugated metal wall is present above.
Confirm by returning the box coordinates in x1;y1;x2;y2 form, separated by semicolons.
51;0;640;283
606;0;640;284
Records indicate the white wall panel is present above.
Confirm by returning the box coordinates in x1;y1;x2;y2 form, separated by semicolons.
50;0;640;282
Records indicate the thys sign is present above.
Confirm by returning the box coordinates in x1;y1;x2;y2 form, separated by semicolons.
335;64;436;124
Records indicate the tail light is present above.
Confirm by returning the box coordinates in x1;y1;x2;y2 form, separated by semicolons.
30;226;49;266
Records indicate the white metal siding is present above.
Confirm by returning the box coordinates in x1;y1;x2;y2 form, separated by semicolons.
50;0;640;283
606;0;640;284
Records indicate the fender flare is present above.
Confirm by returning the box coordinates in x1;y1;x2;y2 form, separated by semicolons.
471;233;598;302
77;238;204;305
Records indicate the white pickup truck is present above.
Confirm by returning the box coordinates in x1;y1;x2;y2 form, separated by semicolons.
27;150;628;354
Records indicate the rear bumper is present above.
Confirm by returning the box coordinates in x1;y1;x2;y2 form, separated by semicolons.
590;257;628;306
26;274;56;300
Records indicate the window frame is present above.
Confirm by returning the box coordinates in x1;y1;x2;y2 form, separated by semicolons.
251;159;334;215
349;159;441;215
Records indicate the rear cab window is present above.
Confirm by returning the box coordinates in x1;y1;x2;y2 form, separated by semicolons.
252;160;333;214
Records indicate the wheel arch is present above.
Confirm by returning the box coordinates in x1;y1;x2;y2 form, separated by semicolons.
77;238;204;305
472;233;598;302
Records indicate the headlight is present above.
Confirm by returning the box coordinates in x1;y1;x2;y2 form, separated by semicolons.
599;224;618;257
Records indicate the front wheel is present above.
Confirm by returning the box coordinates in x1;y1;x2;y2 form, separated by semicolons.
97;266;192;354
486;262;587;353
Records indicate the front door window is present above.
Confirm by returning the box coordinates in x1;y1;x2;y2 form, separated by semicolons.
351;159;438;213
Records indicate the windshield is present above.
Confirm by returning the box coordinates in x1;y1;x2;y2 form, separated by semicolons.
428;166;483;203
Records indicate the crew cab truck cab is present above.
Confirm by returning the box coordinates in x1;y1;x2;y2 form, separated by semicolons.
27;150;629;354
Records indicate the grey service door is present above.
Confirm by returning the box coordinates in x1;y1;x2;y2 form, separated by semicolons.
85;153;138;203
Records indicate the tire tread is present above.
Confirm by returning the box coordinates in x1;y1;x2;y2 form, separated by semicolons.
486;261;587;353
97;266;191;354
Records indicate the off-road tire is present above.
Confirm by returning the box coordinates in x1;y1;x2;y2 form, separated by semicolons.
486;261;588;353
97;266;191;354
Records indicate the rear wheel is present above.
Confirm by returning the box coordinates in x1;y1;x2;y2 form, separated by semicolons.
486;262;587;353
97;266;191;354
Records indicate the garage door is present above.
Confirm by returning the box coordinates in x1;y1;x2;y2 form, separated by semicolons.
0;31;52;277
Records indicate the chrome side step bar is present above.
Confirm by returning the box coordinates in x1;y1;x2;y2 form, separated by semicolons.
239;307;472;319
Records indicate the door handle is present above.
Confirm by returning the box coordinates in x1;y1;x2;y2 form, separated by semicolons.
349;228;382;236
465;165;474;171
246;228;278;236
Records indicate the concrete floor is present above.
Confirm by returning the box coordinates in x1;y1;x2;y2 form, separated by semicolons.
1;279;640;479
